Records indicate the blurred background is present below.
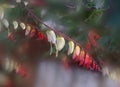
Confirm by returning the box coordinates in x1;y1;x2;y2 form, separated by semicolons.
0;0;120;87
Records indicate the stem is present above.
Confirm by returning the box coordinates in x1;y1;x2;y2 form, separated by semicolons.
24;5;101;71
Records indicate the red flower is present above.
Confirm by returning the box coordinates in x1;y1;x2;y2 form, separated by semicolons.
37;32;44;39
79;59;84;66
15;65;27;78
83;54;91;69
37;32;47;41
88;30;100;47
91;62;96;70
79;50;85;66
84;41;91;52
30;0;46;6
29;29;36;38
61;56;69;69
20;69;27;78
8;32;14;40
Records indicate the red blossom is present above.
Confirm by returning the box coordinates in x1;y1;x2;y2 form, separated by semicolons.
15;65;27;78
84;41;91;52
83;54;91;69
20;69;27;78
74;55;80;62
91;62;96;70
8;32;14;40
62;56;69;69
88;30;100;47
79;59;85;66
29;29;36;38
37;32;47;41
30;0;46;6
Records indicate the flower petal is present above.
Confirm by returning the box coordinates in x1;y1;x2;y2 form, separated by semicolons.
20;22;26;30
56;36;65;51
68;41;74;55
13;21;18;30
25;25;31;36
2;19;9;28
46;30;56;44
29;29;36;38
72;45;80;59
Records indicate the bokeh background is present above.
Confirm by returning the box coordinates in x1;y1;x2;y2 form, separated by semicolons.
0;0;120;87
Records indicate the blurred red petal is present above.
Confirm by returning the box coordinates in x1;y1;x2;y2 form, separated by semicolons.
30;0;46;6
8;32;14;40
29;29;36;38
88;30;100;47
37;32;47;41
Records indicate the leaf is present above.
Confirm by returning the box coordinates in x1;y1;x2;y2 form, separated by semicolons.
68;41;74;55
2;19;9;28
72;45;80;59
20;22;26;30
55;36;65;57
13;21;18;30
